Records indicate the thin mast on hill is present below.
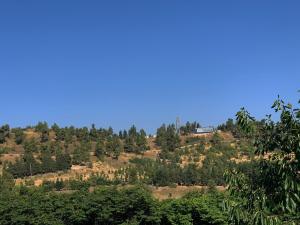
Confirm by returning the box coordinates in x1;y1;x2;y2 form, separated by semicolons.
176;117;180;134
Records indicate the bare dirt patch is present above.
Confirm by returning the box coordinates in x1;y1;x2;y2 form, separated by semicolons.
0;153;21;163
149;185;226;200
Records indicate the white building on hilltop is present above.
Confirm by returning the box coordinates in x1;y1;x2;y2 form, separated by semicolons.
194;127;214;134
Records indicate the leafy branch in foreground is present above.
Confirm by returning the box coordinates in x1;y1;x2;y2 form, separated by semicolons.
224;95;300;225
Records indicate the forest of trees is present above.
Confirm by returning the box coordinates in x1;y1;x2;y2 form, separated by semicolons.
0;123;149;178
0;95;299;224
0;184;227;225
180;121;201;135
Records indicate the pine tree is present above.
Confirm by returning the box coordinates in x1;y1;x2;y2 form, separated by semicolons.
13;128;24;145
23;138;39;153
40;148;56;173
40;131;49;143
0;125;10;144
23;151;41;176
72;142;90;165
136;129;148;153
35;121;49;133
95;140;106;160
89;124;98;141
106;136;123;159
56;148;71;171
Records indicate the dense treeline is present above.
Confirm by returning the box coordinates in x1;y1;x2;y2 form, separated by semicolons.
0;185;227;225
156;124;180;153
1;123;149;178
119;157;235;186
180;121;201;135
0;122;147;151
120;125;149;153
218;118;267;139
2;120;255;186
6;146;71;178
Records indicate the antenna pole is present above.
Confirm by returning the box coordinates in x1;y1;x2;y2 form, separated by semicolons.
176;117;180;134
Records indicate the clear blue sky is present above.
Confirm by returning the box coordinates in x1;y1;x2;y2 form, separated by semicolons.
1;1;300;133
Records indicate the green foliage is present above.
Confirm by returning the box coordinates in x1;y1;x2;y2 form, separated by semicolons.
180;121;201;135
156;124;180;152
40;147;56;173
224;95;300;225
12;128;25;144
210;132;223;146
0;185;229;225
128;150;234;186
35;121;50;143
185;136;206;145
6;147;72;178
106;135;123;159
35;121;49;133
95;139;106;159
72;141;91;165
160;192;228;225
0;124;10;143
0;146;11;155
218;118;244;138
40;131;49;143
55;148;72;171
123;125;149;153
89;123;98;141
0;170;15;192
75;126;90;142
3;111;298;224
54;179;64;191
23;138;39;153
200;151;234;186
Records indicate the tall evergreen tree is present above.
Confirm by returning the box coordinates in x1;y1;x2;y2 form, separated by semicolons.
106;136;123;159
13;128;25;145
40;148;56;173
35;121;49;133
72;142;91;165
0;124;10;144
89;124;98;141
23;138;39;153
95;140;106;160
56;148;72;171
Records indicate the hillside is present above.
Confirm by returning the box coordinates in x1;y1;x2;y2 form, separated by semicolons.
0;122;255;199
0;96;299;225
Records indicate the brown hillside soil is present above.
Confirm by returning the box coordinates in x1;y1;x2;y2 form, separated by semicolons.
180;155;206;168
149;185;226;200
15;161;117;186
147;137;158;150
4;131;238;189
24;129;40;140
56;184;226;200
190;133;213;138
218;131;234;141
0;153;21;163
14;149;159;186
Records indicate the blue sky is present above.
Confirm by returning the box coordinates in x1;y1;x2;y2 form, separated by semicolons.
0;1;300;133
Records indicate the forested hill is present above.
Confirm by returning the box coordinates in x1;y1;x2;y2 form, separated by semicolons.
0;120;253;188
0;97;299;225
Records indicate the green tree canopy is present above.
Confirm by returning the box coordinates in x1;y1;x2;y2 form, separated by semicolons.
225;95;300;225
